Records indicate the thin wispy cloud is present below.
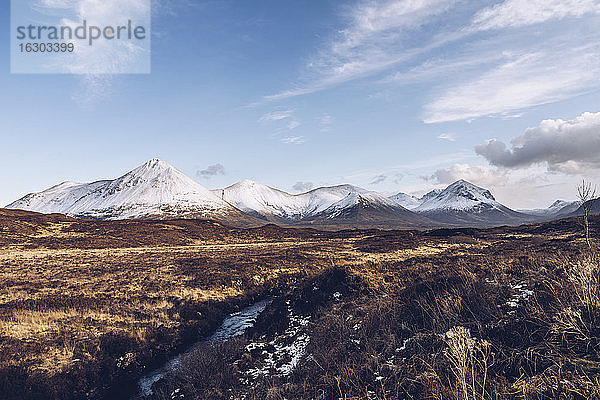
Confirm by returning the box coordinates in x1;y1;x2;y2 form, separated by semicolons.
287;120;301;130
386;55;500;85
320;113;335;132
259;110;294;122
260;109;303;142
424;43;600;123
281;136;305;145
472;0;600;30
264;0;459;101
370;173;405;185
370;174;387;185
437;133;455;142
262;0;600;123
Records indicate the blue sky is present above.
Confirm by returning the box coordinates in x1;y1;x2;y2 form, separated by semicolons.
2;0;600;209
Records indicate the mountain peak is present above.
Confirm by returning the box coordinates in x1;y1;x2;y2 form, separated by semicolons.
115;160;176;181
416;180;498;212
141;158;173;170
236;179;261;187
225;180;290;195
389;192;420;210
446;180;495;201
550;200;568;208
122;159;180;184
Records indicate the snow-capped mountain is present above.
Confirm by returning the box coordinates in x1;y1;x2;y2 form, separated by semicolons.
415;180;499;213
522;200;583;218
214;182;371;222
413;180;532;227
571;198;600;217
420;189;444;203
7;159;258;225
213;180;297;221
7;161;567;230
303;192;434;229
388;192;421;210
389;189;452;211
300;185;372;216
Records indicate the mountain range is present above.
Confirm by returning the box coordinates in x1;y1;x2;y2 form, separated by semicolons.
5;159;590;230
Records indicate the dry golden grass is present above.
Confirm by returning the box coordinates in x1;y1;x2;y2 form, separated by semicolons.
0;210;596;399
0;225;337;379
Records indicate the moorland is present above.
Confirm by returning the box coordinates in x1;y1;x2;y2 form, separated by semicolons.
0;208;599;399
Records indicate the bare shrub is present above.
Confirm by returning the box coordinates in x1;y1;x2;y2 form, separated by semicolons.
577;179;597;249
444;326;493;400
551;255;600;348
568;255;600;312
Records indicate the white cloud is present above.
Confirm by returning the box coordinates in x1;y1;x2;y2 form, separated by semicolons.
386;52;504;84
260;109;303;141
37;0;74;8
197;163;226;178
287;120;301;130
437;133;455;142
258;0;600;124
475;111;600;173
426;163;508;186
472;0;600;30
424;162;580;209
370;174;387;185
259;110;294;122
281;136;305;145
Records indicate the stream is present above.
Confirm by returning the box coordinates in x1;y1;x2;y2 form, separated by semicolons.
136;299;272;398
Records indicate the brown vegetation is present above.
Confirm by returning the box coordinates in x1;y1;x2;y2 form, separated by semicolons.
0;209;598;399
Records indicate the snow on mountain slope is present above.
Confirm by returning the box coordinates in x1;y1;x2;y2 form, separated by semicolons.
7;163;547;229
7;180;110;215
321;193;408;219
415;180;502;213
413;180;532;227
213;180;300;220
7;159;251;222
214;182;370;221
571;198;600;217
522;200;583;217
300;185;371;216
420;189;443;203
303;192;434;229
388;192;420;210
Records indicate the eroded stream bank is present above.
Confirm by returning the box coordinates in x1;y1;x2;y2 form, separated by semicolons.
137;299;272;398
138;268;361;399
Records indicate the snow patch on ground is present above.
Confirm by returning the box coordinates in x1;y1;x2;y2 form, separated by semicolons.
506;282;534;314
239;302;311;381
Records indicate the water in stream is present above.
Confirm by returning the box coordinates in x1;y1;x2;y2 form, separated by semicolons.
136;299;272;398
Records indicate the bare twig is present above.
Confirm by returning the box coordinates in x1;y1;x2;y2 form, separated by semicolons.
577;179;597;249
